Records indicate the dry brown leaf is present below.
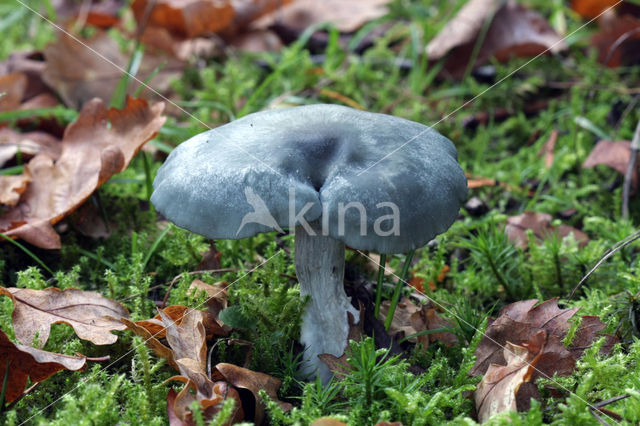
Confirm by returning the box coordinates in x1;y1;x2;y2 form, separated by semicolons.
0;73;27;112
156;307;243;424
470;298;617;377
167;380;244;425
311;419;348;426
0;128;60;168
505;211;589;250
121;317;177;368
583;140;638;189
188;280;232;337
161;308;208;371
43;32;181;109
0;172;31;207
379;297;421;342
0;96;165;249
131;0;235;38
426;0;566;78
214;363;292;424
475;334;542;422
591;15;640;67
571;0;619;19
379;297;457;350
188;279;226;314
252;0;391;33
0;329;87;403
134;305;189;338
227;0;294;32
311;420;401;426
0;52;49;102
53;0;125;29
0;287;129;348
539;129;558;169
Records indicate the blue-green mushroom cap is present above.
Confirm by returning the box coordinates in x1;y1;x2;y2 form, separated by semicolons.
151;104;467;254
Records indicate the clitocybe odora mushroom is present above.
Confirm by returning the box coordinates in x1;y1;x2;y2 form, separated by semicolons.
151;104;467;381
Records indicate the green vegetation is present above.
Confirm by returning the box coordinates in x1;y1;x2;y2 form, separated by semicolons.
1;0;640;424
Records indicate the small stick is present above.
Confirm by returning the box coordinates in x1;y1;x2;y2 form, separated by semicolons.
622;120;640;220
77;354;111;362
589;394;629;425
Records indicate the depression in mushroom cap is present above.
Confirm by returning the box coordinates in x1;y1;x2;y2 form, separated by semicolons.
151;104;467;250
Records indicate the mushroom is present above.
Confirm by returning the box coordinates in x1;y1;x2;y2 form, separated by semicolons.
151;104;467;381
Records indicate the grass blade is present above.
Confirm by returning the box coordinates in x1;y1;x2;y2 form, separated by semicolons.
0;233;54;275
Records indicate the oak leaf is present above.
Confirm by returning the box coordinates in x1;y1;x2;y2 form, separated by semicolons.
130;307;240;424
379;297;457;350
131;0;235;39
0;329;87;404
571;0;619;19
0;287;129;348
0;96;165;249
0;128;60;169
54;0;124;29
0;172;31;207
214;363;293;424
166;382;244;426
43;32;181;109
426;0;566;78
505;211;589;250
475;332;543;422
583;140;638;187
0;73;27;112
591;15;640;67
470;298;617;377
252;0;391;33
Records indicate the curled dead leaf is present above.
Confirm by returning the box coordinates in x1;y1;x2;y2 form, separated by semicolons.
583;140;637;188
426;0;566;78
0;172;31;207
0;128;60;169
0;73;27;112
571;0;619;19
0;96;165;249
54;0;125;29
43;32;181;109
167;381;244;425
475;334;543;422
0;329;87;404
214;363;292;424
470;298;617;377
379;297;457;351
131;0;235;39
505;211;589;250
252;0;391;33
0;287;129;348
590;14;640;67
134;305;190;338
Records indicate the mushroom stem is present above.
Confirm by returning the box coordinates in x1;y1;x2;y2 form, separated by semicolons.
295;220;360;382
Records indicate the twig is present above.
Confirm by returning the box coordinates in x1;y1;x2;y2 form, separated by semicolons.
78;354;111;362
589;394;629;425
569;229;640;299
622;120;640;219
